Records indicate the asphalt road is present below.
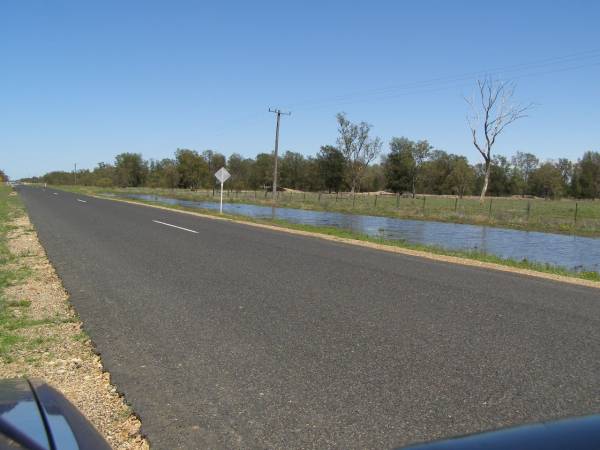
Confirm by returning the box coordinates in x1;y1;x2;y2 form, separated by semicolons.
16;185;600;449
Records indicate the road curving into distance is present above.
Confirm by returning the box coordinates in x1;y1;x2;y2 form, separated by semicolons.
16;185;600;450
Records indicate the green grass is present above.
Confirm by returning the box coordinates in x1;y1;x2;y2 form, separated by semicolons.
0;184;24;360
72;331;90;343
52;187;598;283
0;185;60;361
6;299;31;308
55;184;600;237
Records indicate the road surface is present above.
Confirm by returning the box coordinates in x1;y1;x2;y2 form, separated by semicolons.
16;185;600;449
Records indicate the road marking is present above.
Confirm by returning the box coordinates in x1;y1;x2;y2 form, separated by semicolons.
152;220;198;234
77;199;87;203
53;192;59;195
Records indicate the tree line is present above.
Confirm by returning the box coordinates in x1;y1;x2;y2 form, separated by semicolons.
20;86;600;200
23;141;600;200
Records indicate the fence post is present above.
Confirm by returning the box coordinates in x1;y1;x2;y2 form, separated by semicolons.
422;196;426;214
353;194;356;208
488;198;493;219
396;193;400;209
303;192;306;201
526;201;531;222
374;195;378;207
335;192;338;202
574;202;578;225
318;192;321;202
454;197;458;212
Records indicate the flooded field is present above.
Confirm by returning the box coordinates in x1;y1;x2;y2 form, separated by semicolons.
121;193;600;274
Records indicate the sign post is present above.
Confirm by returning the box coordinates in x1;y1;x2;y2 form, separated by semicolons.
214;167;231;214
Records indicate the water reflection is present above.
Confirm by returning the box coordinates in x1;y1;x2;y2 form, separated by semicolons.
124;194;600;273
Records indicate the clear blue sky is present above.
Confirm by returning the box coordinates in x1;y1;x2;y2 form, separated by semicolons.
2;0;599;179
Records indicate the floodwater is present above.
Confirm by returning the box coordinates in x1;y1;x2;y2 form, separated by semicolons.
121;193;600;273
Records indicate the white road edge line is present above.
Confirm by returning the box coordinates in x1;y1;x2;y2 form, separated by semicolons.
152;220;198;234
53;192;59;195
77;199;87;203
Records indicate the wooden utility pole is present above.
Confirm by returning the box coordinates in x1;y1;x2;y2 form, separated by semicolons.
74;163;77;185
268;108;291;202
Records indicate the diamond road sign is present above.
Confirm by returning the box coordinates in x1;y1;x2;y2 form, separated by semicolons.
214;167;231;183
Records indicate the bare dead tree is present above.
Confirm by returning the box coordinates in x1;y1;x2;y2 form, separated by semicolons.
336;112;382;193
466;78;533;202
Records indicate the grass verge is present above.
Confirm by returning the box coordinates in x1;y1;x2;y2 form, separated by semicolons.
0;185;29;361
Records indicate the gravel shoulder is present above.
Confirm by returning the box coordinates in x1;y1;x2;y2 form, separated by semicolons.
0;196;149;449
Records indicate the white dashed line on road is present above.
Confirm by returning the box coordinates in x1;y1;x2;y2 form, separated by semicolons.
77;199;87;203
152;220;198;234
53;192;59;195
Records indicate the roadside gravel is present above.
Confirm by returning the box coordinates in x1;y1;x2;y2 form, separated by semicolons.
0;212;149;450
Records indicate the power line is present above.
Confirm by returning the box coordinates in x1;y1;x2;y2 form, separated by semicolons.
210;48;600;135
284;48;600;111
290;60;600;113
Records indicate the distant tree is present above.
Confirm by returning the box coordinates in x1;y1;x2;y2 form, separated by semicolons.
421;150;452;194
92;162;116;187
446;156;476;198
361;164;386;192
165;159;180;188
202;150;226;188
511;151;539;196
279;151;306;190
384;137;431;197
227;153;253;191
411;141;433;196
96;177;114;187
0;169;8;182
572;151;600;198
42;171;73;185
114;153;147;187
175;149;207;189
336;112;382;192
529;162;565;198
383;137;415;194
555;158;573;191
74;169;92;186
465;78;532;202
202;150;217;173
146;159;161;187
147;158;179;188
487;155;513;196
316;145;346;193
250;153;274;190
302;157;323;191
